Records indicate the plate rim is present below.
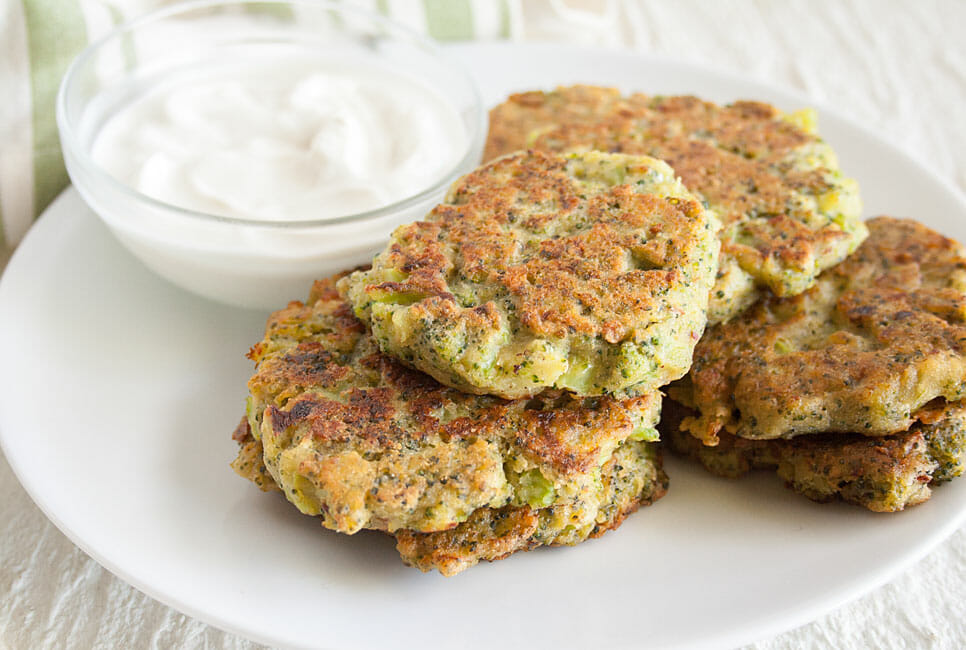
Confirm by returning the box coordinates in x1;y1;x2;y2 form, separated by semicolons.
2;42;966;650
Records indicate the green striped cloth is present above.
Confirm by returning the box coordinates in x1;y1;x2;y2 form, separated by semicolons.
0;0;514;253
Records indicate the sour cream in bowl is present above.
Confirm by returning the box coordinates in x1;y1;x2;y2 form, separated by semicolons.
57;0;485;309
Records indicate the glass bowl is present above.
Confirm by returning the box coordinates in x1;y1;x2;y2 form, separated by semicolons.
57;0;485;310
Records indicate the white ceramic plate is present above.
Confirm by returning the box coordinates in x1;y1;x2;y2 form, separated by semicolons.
2;44;966;650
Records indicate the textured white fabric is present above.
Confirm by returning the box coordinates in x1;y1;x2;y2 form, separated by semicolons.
2;1;966;648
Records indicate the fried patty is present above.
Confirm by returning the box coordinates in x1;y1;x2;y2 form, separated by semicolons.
670;217;966;444
233;424;667;575
340;150;720;399
485;86;866;324
395;439;666;575
241;274;663;537
662;399;966;512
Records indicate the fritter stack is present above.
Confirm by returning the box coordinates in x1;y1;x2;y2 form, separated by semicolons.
483;85;966;510
485;85;865;323
665;217;966;511
233;150;721;574
233;85;966;578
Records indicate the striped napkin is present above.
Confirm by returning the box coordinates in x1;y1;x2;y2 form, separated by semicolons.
0;0;516;255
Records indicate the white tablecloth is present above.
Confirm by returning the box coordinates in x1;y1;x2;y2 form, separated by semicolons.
2;1;965;648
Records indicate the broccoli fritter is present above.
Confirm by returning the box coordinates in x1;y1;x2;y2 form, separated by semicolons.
485;86;865;323
671;217;966;444
395;439;667;575
340;150;720;399
233;424;667;575
663;399;966;512
241;274;663;537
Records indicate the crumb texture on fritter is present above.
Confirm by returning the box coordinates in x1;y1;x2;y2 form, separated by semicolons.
671;217;966;444
663;399;966;512
340;149;720;399
484;85;866;324
242;274;663;537
395;439;668;576
233;431;667;576
230;417;280;493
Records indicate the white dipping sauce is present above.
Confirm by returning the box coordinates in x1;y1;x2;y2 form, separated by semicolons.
91;56;468;221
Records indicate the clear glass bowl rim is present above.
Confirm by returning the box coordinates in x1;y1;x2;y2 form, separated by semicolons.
56;0;486;229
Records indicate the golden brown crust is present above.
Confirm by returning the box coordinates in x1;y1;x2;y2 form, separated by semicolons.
233;431;667;576
484;85;865;323
483;86;650;162
394;440;668;575
676;217;966;444
648;96;812;159
243;274;663;535
365;152;708;339
369;153;711;340
340;150;720;399
663;399;966;512
530;119;854;302
230;418;280;493
395;506;541;577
